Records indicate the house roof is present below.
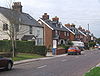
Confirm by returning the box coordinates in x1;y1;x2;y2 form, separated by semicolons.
63;25;75;35
0;7;43;27
40;18;68;31
68;27;87;36
68;27;80;34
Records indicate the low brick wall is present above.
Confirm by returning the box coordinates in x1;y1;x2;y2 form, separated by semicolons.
56;48;66;55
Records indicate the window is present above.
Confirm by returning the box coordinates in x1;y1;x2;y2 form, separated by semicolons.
64;32;66;36
55;30;58;36
67;32;69;36
59;31;60;35
37;38;43;45
15;24;19;32
29;26;32;34
37;29;40;36
3;24;8;31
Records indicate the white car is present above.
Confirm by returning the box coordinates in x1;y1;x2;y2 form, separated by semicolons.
98;46;100;50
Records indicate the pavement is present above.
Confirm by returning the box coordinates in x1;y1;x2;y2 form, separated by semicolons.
14;54;67;65
96;63;100;67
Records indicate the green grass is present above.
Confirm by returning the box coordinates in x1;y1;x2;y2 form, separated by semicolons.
84;67;100;76
12;53;44;61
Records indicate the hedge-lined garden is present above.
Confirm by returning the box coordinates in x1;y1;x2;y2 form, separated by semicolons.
0;40;47;56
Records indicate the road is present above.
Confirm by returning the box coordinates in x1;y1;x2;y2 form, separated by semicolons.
0;50;100;76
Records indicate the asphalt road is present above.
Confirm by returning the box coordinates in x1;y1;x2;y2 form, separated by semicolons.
0;50;100;76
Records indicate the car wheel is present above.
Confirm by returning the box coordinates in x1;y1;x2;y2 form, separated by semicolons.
6;62;12;70
68;53;70;55
75;53;77;55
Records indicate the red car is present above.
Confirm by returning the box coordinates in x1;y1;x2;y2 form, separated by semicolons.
68;46;81;55
0;56;13;70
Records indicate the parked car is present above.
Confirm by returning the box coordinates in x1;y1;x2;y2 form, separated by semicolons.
68;46;81;55
0;56;13;70
98;46;100;50
94;45;100;50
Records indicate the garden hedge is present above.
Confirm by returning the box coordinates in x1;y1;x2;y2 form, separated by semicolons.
0;40;47;56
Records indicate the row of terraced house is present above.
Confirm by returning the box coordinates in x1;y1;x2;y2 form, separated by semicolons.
0;2;96;49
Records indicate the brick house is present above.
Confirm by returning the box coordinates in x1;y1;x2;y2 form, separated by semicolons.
64;24;75;41
38;13;72;48
65;24;87;43
78;26;96;42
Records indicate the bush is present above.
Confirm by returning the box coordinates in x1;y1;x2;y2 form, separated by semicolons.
0;40;47;56
0;40;11;52
33;46;47;56
58;44;70;53
89;42;96;48
16;41;35;53
84;43;89;50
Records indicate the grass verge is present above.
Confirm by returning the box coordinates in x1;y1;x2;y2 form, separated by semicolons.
12;53;44;61
84;67;100;76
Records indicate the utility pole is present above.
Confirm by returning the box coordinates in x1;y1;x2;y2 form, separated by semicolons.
87;24;90;49
88;24;89;32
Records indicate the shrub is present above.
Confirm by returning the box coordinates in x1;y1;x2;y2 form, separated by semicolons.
89;42;96;48
58;44;70;53
16;41;35;53
0;40;47;56
0;40;35;53
33;46;47;56
0;40;11;52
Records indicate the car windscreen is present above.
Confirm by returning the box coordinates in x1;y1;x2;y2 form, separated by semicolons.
69;48;75;50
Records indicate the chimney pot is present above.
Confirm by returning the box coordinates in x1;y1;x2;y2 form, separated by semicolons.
42;13;49;20
65;24;71;28
12;2;22;12
52;16;59;23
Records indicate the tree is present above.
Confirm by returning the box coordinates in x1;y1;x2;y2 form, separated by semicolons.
0;0;28;57
96;38;100;44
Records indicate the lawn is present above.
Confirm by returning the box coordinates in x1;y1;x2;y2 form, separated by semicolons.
84;67;100;76
12;53;44;61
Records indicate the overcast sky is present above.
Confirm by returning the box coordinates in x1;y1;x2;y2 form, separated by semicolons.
1;0;100;38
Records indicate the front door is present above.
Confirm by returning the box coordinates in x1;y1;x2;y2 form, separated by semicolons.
53;40;57;48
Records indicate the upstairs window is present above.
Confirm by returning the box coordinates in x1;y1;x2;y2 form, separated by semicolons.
37;29;40;37
64;32;66;36
29;26;32;34
55;30;58;36
67;32;69;36
3;24;8;31
15;24;19;32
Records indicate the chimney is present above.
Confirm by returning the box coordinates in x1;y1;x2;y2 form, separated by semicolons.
52;16;59;23
86;30;90;33
78;26;82;30
71;23;75;27
65;24;71;28
12;2;22;12
42;13;49;20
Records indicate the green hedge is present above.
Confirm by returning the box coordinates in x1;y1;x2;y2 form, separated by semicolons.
33;46;47;56
58;44;70;53
0;40;11;52
16;41;35;53
0;40;47;56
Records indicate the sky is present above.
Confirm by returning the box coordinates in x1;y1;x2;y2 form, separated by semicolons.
1;0;100;38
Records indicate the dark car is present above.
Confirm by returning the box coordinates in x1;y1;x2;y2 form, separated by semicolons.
68;46;81;55
0;56;13;70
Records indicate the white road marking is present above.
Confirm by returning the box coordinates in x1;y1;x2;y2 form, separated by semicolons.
62;59;67;62
37;65;47;69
